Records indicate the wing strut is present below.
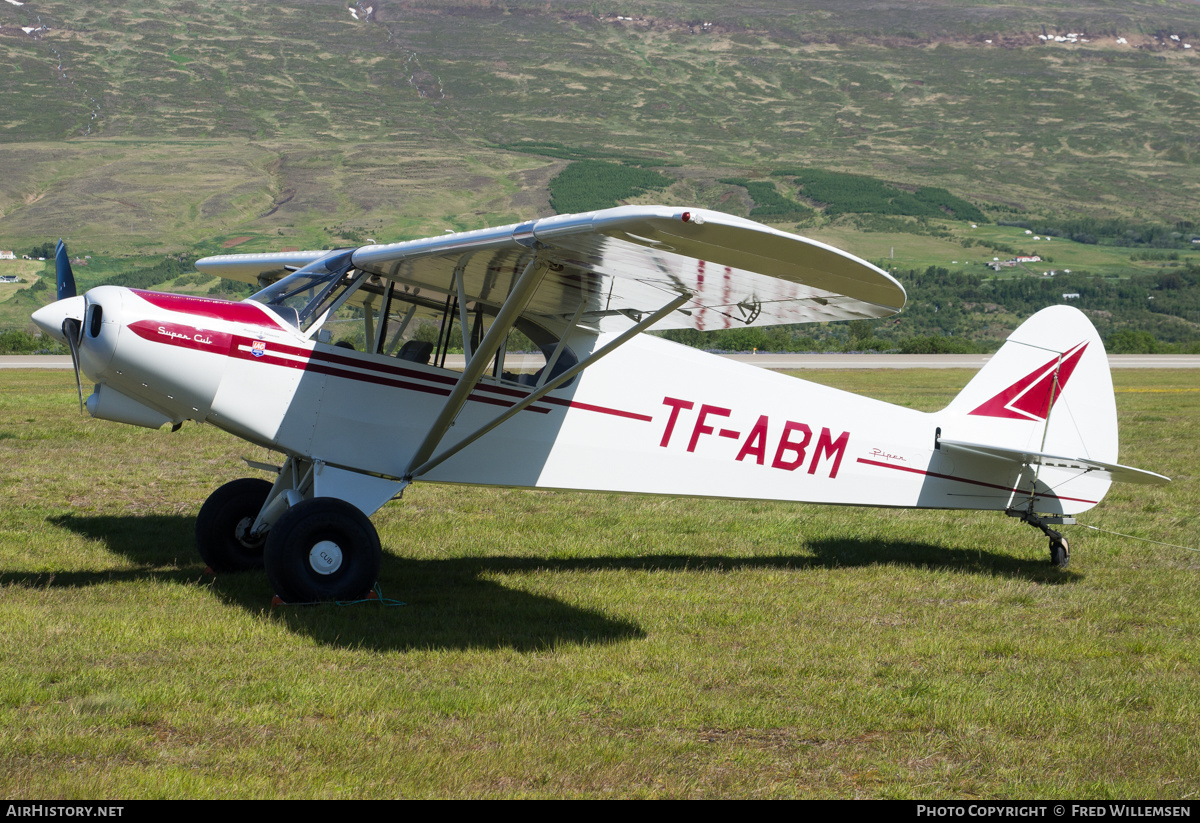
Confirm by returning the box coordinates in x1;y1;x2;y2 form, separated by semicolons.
454;260;473;362
408;291;691;480
403;256;548;478
537;301;587;389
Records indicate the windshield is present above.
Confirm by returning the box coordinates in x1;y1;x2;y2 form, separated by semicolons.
250;250;357;331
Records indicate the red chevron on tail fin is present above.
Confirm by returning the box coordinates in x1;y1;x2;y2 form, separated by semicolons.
968;341;1087;421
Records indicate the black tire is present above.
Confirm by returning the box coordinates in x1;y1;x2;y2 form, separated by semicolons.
1050;536;1070;568
264;497;382;603
195;478;274;572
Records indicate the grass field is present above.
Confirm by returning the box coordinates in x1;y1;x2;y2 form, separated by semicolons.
1;366;1196;798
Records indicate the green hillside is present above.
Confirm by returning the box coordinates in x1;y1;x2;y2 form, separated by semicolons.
3;0;1200;345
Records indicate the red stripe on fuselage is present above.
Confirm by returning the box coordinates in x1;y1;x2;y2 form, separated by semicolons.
855;457;1098;504
128;320;233;354
225;338;552;413
540;396;654;422
124;303;654;422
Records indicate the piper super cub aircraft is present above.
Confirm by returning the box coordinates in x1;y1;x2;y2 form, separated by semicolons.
32;206;1169;603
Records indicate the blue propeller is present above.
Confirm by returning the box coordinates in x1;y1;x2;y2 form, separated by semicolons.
54;239;83;410
55;239;77;301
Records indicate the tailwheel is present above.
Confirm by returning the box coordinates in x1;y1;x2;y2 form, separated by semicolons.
1049;535;1070;568
1007;508;1075;569
195;478;273;572
264;497;382;603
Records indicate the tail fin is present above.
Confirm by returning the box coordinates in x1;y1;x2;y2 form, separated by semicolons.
943;305;1117;463
939;306;1119;513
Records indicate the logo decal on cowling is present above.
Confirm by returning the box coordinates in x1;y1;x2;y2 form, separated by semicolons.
969;341;1088;421
251;340;267;358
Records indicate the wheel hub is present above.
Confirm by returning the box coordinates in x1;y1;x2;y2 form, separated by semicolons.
309;540;344;575
234;516;262;549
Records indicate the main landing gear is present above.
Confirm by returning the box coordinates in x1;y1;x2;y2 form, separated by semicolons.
1006;508;1073;568
195;478;273;572
195;477;383;602
264;497;382;603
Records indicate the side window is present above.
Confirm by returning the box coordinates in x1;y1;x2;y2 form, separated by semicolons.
319;300;368;350
497;327;578;388
313;279;438;359
428;301;529;378
373;285;443;364
376;287;577;388
498;326;544;385
312;276;578;389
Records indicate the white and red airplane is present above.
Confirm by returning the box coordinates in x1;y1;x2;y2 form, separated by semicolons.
32;206;1168;602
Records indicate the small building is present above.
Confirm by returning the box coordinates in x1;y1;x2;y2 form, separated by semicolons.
0;250;15;260
1062;293;1080;300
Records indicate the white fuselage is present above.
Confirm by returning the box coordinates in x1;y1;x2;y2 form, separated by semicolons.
73;286;1109;517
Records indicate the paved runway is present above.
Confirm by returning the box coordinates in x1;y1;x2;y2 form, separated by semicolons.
720;353;1200;369
4;353;1198;371
0;356;78;369
0;355;76;369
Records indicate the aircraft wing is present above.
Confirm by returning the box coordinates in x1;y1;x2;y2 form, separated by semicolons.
195;250;330;286
938;438;1171;485
197;206;905;331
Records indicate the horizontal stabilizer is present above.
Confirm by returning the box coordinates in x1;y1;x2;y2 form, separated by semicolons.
938;438;1170;486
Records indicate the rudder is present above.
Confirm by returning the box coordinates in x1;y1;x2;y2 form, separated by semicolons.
938;306;1118;512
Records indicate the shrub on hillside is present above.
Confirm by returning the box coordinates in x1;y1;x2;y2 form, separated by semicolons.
549;161;673;214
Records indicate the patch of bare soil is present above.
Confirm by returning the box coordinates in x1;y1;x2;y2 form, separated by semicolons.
263;188;296;218
509;160;568;217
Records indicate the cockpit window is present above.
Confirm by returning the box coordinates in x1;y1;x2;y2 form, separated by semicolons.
250;250;358;331
419;294;578;389
252;261;578;389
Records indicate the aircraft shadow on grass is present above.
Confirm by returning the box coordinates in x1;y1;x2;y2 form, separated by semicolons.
12;513;1079;651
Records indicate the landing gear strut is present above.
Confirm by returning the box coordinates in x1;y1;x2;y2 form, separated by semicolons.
1007;508;1073;568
